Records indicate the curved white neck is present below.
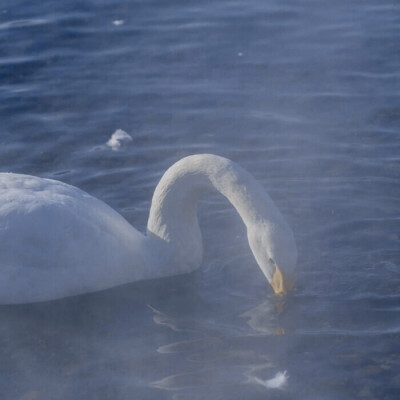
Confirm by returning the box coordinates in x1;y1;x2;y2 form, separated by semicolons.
146;154;285;277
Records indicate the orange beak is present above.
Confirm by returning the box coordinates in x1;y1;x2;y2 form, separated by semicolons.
270;264;295;296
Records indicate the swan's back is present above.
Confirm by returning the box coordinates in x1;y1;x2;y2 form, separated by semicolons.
0;173;146;303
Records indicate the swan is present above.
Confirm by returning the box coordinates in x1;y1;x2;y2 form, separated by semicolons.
0;154;296;304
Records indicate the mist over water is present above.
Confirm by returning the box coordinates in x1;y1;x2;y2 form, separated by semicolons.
1;0;399;398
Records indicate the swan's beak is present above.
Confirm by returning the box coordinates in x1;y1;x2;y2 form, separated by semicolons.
270;264;294;296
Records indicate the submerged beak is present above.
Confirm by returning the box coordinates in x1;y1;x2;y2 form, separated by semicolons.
270;264;295;296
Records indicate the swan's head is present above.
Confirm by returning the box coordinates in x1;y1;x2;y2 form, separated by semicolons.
248;221;297;296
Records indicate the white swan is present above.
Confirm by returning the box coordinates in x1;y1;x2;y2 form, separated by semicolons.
0;154;296;304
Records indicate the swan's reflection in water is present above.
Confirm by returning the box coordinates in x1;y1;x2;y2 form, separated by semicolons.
240;297;289;335
148;294;291;396
2;267;399;399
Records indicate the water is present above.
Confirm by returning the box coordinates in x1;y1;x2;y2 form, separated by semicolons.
1;0;399;398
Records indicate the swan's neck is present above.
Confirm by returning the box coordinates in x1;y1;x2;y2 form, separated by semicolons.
146;154;283;277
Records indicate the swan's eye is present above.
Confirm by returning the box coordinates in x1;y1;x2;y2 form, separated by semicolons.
268;258;275;265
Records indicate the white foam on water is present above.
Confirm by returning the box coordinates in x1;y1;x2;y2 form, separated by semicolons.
251;370;288;390
106;129;132;151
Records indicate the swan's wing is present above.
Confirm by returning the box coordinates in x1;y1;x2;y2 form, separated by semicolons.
0;173;146;303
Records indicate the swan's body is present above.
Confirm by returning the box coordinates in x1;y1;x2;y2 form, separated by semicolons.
0;154;296;304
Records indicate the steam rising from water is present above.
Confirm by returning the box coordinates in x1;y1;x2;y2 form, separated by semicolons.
0;0;399;398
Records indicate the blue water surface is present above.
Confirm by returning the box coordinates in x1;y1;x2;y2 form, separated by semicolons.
0;0;399;399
